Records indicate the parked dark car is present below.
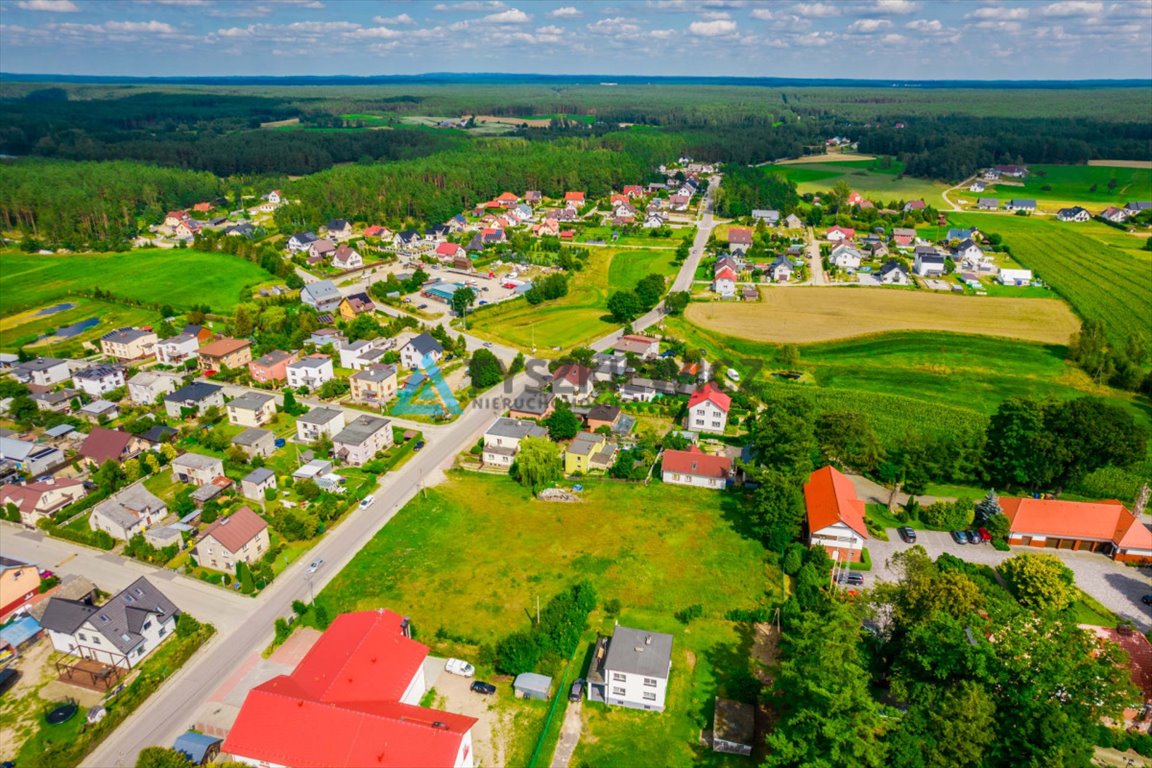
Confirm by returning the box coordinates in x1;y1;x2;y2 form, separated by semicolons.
413;441;426;452
569;679;585;702
898;527;917;543
0;668;19;697
470;681;496;695
965;530;981;545
838;572;864;586
1141;595;1152;606
950;530;968;545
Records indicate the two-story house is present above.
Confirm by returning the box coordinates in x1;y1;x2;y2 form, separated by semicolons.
13;357;72;387
339;338;393;371
226;392;277;427
164;382;224;418
399;333;444;370
350;365;399;407
100;328;157;361
300;280;343;313
686;382;731;435
551;364;594;404
0;557;41;618
482;417;548;471
804;465;869;563
127;371;179;405
72;364;126;397
0;478;87;528
231;428;276;459
198;338;252;372
89;483;167;541
661;447;731;490
588;625;673;712
248;350;297;384
241;468;277;502
296;406;346;442
332;415;393;466
156;333;200;366
564;432;617;475
171;453;225;485
286;355;334;391
194;506;270;573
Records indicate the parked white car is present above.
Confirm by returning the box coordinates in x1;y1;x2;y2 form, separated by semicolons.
445;658;475;678
726;368;740;382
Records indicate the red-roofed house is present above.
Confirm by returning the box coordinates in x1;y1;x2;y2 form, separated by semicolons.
1001;498;1152;563
364;225;392;239
0;479;87;528
825;226;856;242
194;505;270;573
223;610;476;768
564;191;585;207
804;466;869;562
496;192;519;207
713;265;737;297
78;427;140;467
192;202;212;213
727;227;753;246
661;447;731;490
612;334;660;359
686;382;731;435
623;185;645;198
436;242;466;262
1083;625;1152;726
552;364;594;403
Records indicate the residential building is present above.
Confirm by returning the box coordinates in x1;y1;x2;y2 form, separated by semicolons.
340;338;393;371
552;364;594;403
588;625;673;712
954;238;983;262
100;328;157;361
286;355;334;391
508;388;554;420
482;417;548;470
585;404;621;432
171;453;225;485
804;466;868;562
976;198;1000;211
296;406;346;442
301;280;344;313
287;232;318;253
686;382;731;435
783;213;803;229
564;432;617;475
332;415;393;466
325;219;353;240
825;226;856;242
156;334;199;366
308;239;336;261
227;392;277;427
198;338;252;372
222;610;477;768
89;482;167;541
308;328;348;350
194;506;270;573
999;268;1033;286
661;447;731;490
164;382;225;418
0;436;65;476
878;260;910;285
1057;206;1090;222
400;333;445;369
1001;498;1152;563
350;365;399;406
1005;199;1037;211
0;557;41;618
231;428;276;459
1100;206;1130;223
127;371;179;405
80;399;120;422
72;364;126;397
40;576;178;669
0;479;86;527
751;209;780;225
78;427;139;466
712;265;737;297
612;335;660;359
248;350;296;384
30;389;77;413
830;245;863;271
241;468;277;501
1125;201;1152;213
913;251;946;277
13;357;72;387
767;255;794;282
338;292;375;320
331;243;363;270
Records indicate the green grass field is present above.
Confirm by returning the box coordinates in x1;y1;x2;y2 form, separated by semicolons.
773;159;950;206
1004;164;1152;207
948;213;1152;346
467;247;678;353
0;297;156;354
0;249;276;316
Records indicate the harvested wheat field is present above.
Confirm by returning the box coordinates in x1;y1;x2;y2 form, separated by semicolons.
684;287;1080;345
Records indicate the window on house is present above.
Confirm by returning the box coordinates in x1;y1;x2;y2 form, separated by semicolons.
642;692;657;701
611;686;626;696
612;673;626;683
78;633;87;641
143;621;152;631
643;677;657;687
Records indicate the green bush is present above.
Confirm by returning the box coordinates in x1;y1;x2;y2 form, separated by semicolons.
47;521;116;550
674;604;703;624
848;547;873;571
919;499;974;530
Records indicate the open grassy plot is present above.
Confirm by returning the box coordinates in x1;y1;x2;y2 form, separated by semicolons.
1004;164;1152;208
772;159;950;206
467;247;678;353
950;213;1152;346
0;297;156;354
0;249;275;315
684;287;1080;345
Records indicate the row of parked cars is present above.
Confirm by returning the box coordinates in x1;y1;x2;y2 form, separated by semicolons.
897;527;991;545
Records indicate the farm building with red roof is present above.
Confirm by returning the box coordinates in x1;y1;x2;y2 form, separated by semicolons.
804;466;869;562
223;610;477;768
1001;497;1152;564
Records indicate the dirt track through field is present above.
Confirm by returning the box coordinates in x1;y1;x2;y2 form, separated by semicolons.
684;287;1080;345
1087;159;1152;169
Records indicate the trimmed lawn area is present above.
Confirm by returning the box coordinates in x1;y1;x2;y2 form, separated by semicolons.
0;297;157;355
0;248;276;315
772;160;950;207
1000;164;1152;209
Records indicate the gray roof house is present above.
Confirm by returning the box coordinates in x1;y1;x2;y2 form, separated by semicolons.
332;414;393;466
400;333;444;369
164;382;224;418
588;625;673;712
90;483;167;541
482;417;548;469
300;280;343;312
40;576;179;669
241;467;277;501
296;406;346;442
751;209;780;224
231;427;276;458
171;452;225;485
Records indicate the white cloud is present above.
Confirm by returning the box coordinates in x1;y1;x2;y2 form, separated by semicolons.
15;0;78;11
587;16;643;37
1041;1;1104;15
649;28;676;38
350;26;403;39
373;13;415;24
849;18;892;32
550;6;582;17
536;24;563;34
688;18;737;35
792;3;840;18
865;0;920;14
905;18;942;31
880;32;906;43
700;10;731;19
972;19;1023;32
750;8;774;20
104;19;177;33
966;6;1030;20
795;30;835;45
483;8;530;23
434;1;505;10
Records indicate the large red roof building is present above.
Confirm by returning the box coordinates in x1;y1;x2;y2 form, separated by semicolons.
223;610;477;768
804;466;869;563
1002;497;1152;564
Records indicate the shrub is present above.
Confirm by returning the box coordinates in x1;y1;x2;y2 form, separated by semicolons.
725;607;772;622
675;604;704;624
919;498;974;530
847;547;872;571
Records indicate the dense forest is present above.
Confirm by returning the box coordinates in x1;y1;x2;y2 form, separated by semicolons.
713;166;802;218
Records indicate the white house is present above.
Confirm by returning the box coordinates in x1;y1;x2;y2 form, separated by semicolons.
332;414;393;466
339;338;393;371
804;466;868;563
482;417;548;470
591;625;673;712
712;266;737;297
999;268;1034;286
552;364;595;404
171;452;225;485
913;252;946;277
296;406;346;442
877;260;910;285
287;232;318;253
686;383;730;435
661;447;731;490
89;482;167;542
286;355;335;391
400;333;444;370
954;239;983;262
300;280;343;313
40;576;178;669
12;357;72;387
830;245;862;271
127;371;179;405
164;382;224;418
241;468;277;501
1057;206;1090;222
226;392;277;428
156;334;199;366
72;364;126;397
332;244;363;270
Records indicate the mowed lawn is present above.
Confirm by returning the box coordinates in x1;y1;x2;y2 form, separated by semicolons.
685;286;1080;345
0;249;276;315
772;159;950;206
467;247;679;353
1003;164;1152;208
950;213;1152;346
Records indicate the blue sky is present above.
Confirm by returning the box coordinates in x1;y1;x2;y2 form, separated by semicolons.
1;0;1149;80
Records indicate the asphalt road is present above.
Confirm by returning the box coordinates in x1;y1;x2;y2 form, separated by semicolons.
77;182;721;766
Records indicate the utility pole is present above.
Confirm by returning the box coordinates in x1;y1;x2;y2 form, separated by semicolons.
536;594;540;626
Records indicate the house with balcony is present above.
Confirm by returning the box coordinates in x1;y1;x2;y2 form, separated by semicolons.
286;355;334;391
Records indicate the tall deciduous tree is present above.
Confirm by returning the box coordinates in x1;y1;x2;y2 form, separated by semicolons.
999;553;1075;612
467;348;503;389
510;436;561;495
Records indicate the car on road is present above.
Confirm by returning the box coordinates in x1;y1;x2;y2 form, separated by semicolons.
1142;595;1152;606
413;440;425;452
897;527;917;543
950;530;968;545
569;679;585;702
964;530;981;545
478;300;488;306
307;559;325;574
977;527;992;542
445;658;475;677
482;342;493;348
470;681;496;695
838;572;864;586
359;495;375;508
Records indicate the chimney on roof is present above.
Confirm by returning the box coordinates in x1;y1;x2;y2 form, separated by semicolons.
401;616;411;637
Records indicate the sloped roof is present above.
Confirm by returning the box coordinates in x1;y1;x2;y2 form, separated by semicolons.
553;364;593;387
40;576;177;655
200;505;267;554
79;427;133;464
804;466;868;539
1001;498;1152;550
662;446;731;479
687;382;731;413
198;337;250;357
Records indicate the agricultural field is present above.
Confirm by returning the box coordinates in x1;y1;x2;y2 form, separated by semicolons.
467;247;679;353
991;163;1152;209
684;286;1081;345
0;249;276;316
0;297;156;355
771;157;951;207
949;213;1152;346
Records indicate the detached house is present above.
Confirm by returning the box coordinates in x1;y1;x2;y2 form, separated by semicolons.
0;557;40;618
231;427;276;459
241;468;277;501
41;576;178;669
72;364;126;397
686;382;731;435
78;427;139;467
164;382;224;418
156;334;199;366
482;417;548;470
1057;206;1090;222
301;280;343;313
13;357;72;387
90;483;167;541
339;339;392;371
767;255;794;283
226;392;277;427
350;365;399;406
976;198;1000;211
325;219;353;241
297;406;346;442
435;242;466;262
1;436;64;477
198;337;252;372
825;226;856;242
913;251;946;277
587;625;673;712
1100;206;1130;223
400;333;444;370
878;260;910;285
564;432;617;475
0;479;86;528
286;355;334;391
249;350;297;384
194;506;270;573
612;334;660;359
338;292;375;320
712;265;737;298
804;466;868;562
1005;199;1037;212
171;453;225;486
331;243;363;270
830;245;863;271
552;364;595;403
100;328;157;361
288;232;318;254
128;371;179;405
332;414;393;466
661;447;731;490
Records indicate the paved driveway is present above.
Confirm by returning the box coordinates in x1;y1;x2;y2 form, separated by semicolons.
867;529;1152;631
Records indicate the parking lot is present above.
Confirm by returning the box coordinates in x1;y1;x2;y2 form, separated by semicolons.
867;529;1152;631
